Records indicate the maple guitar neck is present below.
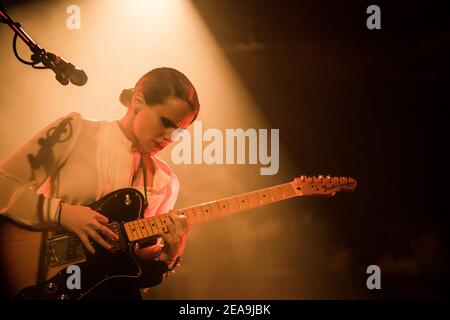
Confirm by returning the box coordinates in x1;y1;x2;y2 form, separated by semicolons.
124;176;357;242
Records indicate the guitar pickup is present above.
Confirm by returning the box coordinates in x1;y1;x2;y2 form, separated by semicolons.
45;234;86;267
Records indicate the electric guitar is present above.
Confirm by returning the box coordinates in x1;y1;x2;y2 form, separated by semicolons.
0;175;356;300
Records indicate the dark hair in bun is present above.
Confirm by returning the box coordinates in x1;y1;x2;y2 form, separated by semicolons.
119;88;133;106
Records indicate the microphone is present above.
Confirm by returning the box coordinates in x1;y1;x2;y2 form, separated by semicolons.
45;53;88;86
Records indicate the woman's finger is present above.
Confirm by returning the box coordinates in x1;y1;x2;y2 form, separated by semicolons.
86;228;112;251
159;232;173;246
79;233;95;254
169;212;190;235
178;215;190;234
94;212;109;225
96;223;119;241
169;212;179;227
165;221;177;242
163;215;175;234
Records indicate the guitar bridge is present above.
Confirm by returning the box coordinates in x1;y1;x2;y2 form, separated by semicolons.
45;234;86;267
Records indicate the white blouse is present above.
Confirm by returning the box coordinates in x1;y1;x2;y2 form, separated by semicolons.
0;112;179;228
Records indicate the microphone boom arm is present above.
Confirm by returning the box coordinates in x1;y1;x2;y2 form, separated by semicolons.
0;4;87;86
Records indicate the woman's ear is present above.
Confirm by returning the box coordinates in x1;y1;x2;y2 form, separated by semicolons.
131;92;146;113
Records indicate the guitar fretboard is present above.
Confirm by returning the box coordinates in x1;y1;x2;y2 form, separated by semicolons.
124;182;300;242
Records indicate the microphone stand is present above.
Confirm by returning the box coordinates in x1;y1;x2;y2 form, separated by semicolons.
0;4;84;86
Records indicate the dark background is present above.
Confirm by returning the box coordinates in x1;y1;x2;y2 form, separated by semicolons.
189;0;449;299
2;0;448;298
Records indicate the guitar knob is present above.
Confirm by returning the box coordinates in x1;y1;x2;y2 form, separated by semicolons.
124;194;132;205
45;282;58;293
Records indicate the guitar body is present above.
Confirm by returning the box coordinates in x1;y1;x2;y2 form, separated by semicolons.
0;188;165;300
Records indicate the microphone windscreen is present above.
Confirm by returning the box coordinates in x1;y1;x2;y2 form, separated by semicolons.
69;67;88;86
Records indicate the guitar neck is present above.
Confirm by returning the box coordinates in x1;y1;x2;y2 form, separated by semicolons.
124;181;300;242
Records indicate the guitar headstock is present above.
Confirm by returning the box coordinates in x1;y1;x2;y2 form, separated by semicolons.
292;175;357;197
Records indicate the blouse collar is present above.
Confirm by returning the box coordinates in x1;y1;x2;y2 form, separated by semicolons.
112;120;173;192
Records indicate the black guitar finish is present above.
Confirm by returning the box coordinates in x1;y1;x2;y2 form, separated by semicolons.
16;188;167;300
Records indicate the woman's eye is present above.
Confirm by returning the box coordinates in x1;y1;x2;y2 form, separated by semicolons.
161;117;175;128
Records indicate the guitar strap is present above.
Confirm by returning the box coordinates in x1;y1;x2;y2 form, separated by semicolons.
140;150;149;210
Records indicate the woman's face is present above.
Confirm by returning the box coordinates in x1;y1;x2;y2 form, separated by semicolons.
132;95;196;155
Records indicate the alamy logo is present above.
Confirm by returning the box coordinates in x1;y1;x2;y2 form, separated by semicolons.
366;5;381;30
66;265;81;290
171;121;279;175
66;5;81;30
366;264;381;290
